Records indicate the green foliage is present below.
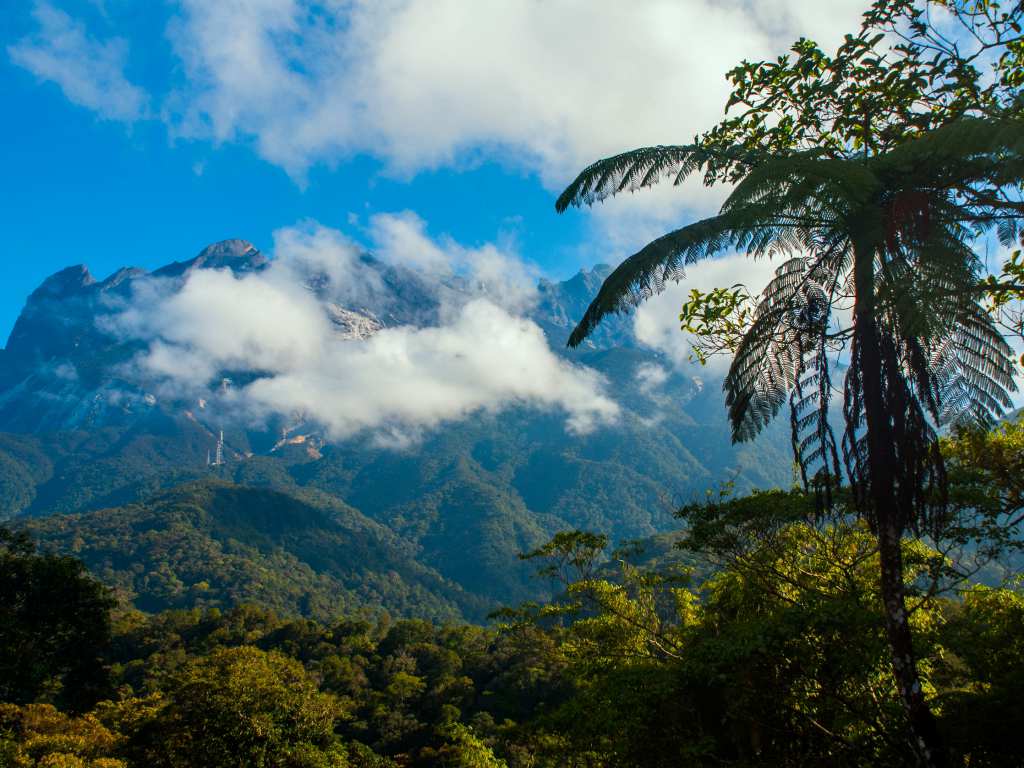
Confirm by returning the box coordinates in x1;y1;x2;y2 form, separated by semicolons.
507;522;887;766
0;435;53;519
0;703;127;768
421;724;508;768
506;518;1024;767
939;418;1024;578
519;531;609;581
935;586;1024;765
984;248;1024;364
3;477;1024;767
22;480;473;623
678;284;753;364
0;528;115;712
143;647;347;768
944;417;1024;521
699;1;1024;171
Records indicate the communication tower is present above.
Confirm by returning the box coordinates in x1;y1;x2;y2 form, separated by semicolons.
207;430;225;467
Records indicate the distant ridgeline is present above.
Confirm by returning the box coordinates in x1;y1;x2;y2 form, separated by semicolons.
0;240;791;620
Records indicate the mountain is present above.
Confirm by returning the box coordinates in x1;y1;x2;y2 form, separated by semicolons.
0;240;267;432
0;240;792;618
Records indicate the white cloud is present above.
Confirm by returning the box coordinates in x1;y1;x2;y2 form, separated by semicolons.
368;211;540;313
270;221;385;305
107;219;619;443
7;1;149;122
243;298;619;441
635;362;669;395
369;211;452;275
114;267;331;381
160;0;867;185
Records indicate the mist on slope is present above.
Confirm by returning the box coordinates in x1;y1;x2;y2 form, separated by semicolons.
104;216;620;447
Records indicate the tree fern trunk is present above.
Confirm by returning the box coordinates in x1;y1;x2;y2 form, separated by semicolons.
877;515;945;768
852;235;945;768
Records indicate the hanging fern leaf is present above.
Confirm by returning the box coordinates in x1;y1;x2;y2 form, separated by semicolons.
555;144;757;213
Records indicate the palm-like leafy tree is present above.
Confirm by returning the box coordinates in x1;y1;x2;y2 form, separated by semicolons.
555;4;1024;763
558;109;1021;768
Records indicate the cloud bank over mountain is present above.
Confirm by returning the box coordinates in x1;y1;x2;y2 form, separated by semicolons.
4;0;903;437
5;0;870;314
106;220;619;446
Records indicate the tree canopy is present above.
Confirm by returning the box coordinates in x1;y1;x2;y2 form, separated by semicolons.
555;2;1024;765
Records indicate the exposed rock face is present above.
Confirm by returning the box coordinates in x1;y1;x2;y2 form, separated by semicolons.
325;305;385;340
151;239;268;279
0;240;642;434
534;265;636;352
0;241;267;432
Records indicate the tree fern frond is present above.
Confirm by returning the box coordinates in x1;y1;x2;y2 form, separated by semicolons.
724;256;837;443
567;211;754;347
723;154;878;222
996;217;1020;248
554;145;757;213
933;301;1018;425
790;339;841;502
872;117;1024;191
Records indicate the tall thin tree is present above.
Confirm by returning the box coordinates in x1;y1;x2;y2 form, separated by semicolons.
555;3;1024;765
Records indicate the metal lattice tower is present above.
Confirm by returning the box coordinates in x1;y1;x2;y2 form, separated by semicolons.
208;430;225;467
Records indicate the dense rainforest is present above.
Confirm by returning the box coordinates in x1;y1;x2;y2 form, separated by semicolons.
1;419;1023;767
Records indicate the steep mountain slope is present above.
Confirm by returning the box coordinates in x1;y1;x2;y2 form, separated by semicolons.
0;239;793;614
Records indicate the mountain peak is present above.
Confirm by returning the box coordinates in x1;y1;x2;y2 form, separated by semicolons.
560;264;612;298
152;239;268;279
98;266;147;291
196;238;261;263
30;264;95;301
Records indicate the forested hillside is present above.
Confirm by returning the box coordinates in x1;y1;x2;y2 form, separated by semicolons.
3;468;1023;766
23;480;479;622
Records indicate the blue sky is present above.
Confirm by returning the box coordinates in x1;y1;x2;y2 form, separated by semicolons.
0;0;868;344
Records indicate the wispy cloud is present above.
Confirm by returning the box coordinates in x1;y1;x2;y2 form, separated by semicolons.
8;1;149;122
368;211;541;314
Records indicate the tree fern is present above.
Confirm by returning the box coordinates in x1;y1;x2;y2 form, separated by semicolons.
553;6;1024;761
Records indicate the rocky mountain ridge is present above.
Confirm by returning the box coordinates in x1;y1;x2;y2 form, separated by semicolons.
0;239;792;617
